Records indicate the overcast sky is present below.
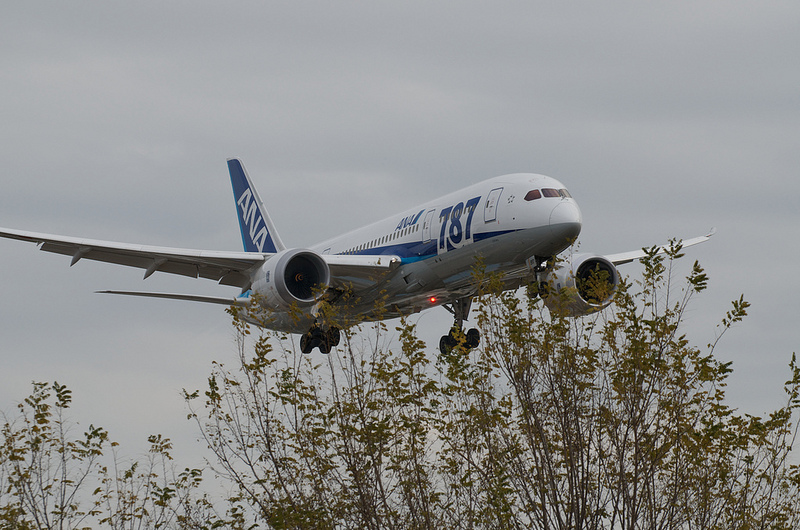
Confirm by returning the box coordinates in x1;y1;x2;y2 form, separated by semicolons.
2;2;798;463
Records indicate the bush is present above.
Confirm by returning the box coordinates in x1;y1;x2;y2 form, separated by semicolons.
186;245;800;529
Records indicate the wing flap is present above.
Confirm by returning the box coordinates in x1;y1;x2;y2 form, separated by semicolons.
324;254;402;290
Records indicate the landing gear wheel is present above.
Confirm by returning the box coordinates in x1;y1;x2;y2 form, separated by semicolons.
466;328;480;349
439;334;457;356
300;332;314;354
439;297;480;356
438;327;480;356
318;327;340;354
328;327;341;347
301;326;341;354
318;338;331;354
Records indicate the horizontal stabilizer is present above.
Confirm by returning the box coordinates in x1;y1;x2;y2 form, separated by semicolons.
97;290;251;306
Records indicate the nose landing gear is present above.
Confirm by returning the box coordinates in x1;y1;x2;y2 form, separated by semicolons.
439;297;480;356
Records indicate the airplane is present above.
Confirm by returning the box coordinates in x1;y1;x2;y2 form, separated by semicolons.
0;158;713;354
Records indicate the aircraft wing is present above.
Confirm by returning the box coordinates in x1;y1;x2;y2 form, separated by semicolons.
0;226;403;293
0;227;266;288
97;254;403;306
605;228;716;266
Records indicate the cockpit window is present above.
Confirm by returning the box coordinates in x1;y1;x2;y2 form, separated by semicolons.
559;189;572;198
542;188;560;198
524;189;542;201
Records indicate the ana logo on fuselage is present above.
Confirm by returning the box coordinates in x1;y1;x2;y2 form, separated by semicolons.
396;209;425;232
237;189;270;253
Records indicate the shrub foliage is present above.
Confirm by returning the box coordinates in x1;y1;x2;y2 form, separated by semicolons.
189;245;800;529
2;245;799;529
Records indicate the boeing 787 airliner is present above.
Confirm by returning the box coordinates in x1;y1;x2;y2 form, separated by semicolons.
0;159;713;354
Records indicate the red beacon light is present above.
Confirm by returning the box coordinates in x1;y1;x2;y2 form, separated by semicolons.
429;296;437;304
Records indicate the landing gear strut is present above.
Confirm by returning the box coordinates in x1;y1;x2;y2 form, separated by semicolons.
439;297;480;356
300;325;341;354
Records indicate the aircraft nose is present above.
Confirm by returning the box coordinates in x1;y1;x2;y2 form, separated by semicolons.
549;201;582;242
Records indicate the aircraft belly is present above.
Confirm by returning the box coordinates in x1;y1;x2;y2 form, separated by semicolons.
347;224;566;320
236;307;315;334
434;224;560;288
347;261;443;313
239;224;571;333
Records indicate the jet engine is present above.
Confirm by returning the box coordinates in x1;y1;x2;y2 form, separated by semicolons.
251;249;330;310
540;254;620;317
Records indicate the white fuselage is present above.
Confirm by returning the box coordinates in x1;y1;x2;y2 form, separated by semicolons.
252;173;582;331
0;158;711;346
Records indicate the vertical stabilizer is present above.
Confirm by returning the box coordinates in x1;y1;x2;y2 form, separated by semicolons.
227;158;286;254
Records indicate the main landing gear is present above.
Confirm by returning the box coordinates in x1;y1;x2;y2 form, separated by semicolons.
439;297;480;356
300;325;341;354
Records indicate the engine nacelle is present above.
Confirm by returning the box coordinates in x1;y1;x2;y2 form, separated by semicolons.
251;249;330;310
540;254;620;317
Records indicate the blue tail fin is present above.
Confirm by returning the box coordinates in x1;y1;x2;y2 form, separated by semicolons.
227;158;285;254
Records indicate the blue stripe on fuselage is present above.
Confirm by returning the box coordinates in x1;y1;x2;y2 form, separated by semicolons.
337;229;518;263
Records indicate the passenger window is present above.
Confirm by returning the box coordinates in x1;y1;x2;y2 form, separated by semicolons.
524;189;542;201
542;188;560;198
